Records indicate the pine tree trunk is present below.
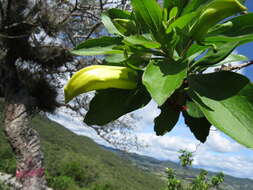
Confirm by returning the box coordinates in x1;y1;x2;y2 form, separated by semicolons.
4;98;47;190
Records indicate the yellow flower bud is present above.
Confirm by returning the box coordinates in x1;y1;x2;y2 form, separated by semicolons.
190;0;247;40
64;65;137;103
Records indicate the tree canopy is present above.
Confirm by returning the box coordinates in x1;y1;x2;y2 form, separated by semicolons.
65;0;253;148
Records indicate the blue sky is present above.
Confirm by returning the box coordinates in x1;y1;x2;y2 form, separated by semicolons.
50;1;253;181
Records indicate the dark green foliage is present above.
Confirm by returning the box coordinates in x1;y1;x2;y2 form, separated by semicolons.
0;147;16;174
0;181;11;190
182;112;211;143
211;172;225;188
47;176;76;190
190;170;210;190
84;87;151;125
161;168;182;190
178;150;193;168
154;100;180;136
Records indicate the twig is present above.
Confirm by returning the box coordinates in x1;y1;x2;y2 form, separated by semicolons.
0;1;4;25
85;22;102;40
0;33;30;39
58;0;79;25
99;0;104;11
216;61;253;72
229;60;253;71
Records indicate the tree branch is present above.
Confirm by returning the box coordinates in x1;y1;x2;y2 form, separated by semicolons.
217;61;253;71
85;22;102;40
229;60;253;71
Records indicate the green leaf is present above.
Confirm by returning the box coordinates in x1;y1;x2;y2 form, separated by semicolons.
189;0;247;41
105;54;127;64
188;71;253;148
208;13;253;37
182;0;212;15
131;0;163;32
72;37;123;56
123;35;161;49
154;100;180;136
183;111;211;143
186;43;209;61
204;13;253;45
169;7;178;19
186;101;204;118
164;0;188;14
142;60;187;106
166;11;198;34
191;41;239;70
204;35;253;45
210;53;248;67
84;87;151;126
101;8;132;36
102;13;122;36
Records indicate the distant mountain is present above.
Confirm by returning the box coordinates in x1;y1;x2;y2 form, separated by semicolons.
102;145;253;190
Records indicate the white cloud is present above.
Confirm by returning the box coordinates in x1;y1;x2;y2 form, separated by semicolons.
205;129;241;153
129;129;253;179
193;150;253;178
48;111;111;146
133;100;160;131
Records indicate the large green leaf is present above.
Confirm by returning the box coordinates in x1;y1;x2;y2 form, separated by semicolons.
123;35;161;49
143;60;187;106
163;0;188;14
188;71;253;148
204;35;253;45
209;53;248;67
101;8;132;36
131;0;163;32
208;13;253;37
191;41;239;70
84;87;151;126
105;54;127;64
183;111;211;143
204;13;253;45
186;101;204;118
154;100;180;136
72;37;123;56
182;0;212;15
166;12;198;34
186;43;209;60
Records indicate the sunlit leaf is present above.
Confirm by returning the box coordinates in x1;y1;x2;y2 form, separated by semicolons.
143;60;187;106
131;0;163;32
72;37;123;56
188;71;253;148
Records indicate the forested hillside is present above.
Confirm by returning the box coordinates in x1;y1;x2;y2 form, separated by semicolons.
0;101;164;190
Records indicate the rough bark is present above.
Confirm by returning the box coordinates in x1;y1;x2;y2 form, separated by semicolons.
0;172;53;190
3;89;47;190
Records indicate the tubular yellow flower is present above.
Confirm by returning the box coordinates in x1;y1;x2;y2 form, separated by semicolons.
64;65;137;103
190;0;247;40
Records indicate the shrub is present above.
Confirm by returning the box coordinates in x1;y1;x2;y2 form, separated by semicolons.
0;181;11;190
48;175;76;190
